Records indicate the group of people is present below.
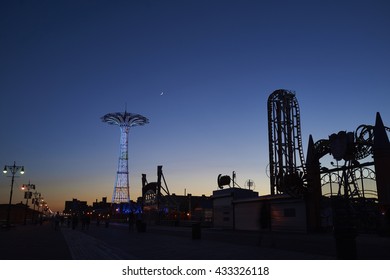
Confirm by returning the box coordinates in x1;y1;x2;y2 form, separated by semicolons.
96;214;110;228
51;211;143;232
52;212;92;230
128;211;146;232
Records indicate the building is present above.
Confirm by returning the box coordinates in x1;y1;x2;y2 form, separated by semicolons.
0;203;41;225
141;193;213;225
63;198;88;215
92;197;111;214
212;188;258;229
212;188;307;232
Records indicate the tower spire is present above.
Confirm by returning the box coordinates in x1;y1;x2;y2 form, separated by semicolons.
373;112;390;210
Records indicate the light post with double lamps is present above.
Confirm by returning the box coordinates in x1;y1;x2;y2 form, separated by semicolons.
31;191;41;224
21;182;36;225
3;161;24;227
37;196;47;224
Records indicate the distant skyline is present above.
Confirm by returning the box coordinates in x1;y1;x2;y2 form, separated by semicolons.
1;0;389;212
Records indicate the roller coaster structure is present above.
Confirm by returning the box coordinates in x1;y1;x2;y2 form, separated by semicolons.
268;89;390;232
267;89;307;197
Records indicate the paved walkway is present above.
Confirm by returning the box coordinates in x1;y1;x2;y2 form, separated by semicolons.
61;223;333;260
1;222;389;260
61;226;135;259
0;223;71;260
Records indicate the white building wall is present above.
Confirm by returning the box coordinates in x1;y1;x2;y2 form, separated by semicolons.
235;201;262;231
213;196;234;229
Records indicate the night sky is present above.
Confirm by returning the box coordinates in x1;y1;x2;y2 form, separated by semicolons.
1;0;389;212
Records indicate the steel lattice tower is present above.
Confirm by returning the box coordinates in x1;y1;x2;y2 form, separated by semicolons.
101;111;149;204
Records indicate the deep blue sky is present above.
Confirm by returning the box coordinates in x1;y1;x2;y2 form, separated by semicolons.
1;0;389;211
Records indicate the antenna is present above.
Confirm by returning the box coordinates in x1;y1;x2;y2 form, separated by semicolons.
217;171;242;189
245;179;256;190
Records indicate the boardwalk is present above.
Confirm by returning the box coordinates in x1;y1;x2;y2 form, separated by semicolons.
1;222;389;260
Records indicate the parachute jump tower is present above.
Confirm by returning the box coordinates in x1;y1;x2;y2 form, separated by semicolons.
101;111;149;204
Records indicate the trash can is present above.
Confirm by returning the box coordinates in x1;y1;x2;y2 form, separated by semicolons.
335;230;357;259
137;221;147;233
192;222;201;240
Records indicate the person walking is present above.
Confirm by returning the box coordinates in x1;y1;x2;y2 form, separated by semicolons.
54;212;60;231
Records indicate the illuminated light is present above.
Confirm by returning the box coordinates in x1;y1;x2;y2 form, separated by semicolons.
20;167;25;174
3;166;7;174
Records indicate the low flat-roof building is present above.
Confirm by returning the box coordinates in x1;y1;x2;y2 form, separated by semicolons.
212;188;307;232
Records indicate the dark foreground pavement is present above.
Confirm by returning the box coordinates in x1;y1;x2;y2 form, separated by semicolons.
1;222;390;260
0;223;72;260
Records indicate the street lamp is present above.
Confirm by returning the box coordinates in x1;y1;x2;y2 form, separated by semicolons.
31;191;41;224
3;161;25;227
21;182;35;225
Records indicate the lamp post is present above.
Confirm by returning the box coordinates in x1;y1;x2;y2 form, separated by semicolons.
31;191;41;224
37;197;43;213
38;198;47;225
3;161;24;227
21;182;35;225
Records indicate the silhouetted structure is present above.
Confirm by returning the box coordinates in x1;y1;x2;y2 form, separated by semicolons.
212;188;259;229
305;112;390;232
64;198;88;215
141;166;212;224
267;90;390;235
0;203;39;225
142;166;175;212
267;89;306;197
373;113;390;212
101;111;149;203
92;197;112;217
